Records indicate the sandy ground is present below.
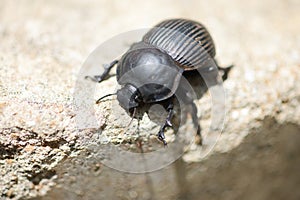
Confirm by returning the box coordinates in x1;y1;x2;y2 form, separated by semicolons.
0;0;300;199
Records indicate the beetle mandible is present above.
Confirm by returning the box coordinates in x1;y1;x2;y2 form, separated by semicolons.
86;19;232;145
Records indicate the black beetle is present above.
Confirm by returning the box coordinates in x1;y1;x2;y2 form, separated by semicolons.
86;19;232;145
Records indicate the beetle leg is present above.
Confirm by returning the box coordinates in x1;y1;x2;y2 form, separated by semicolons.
213;59;233;82
189;102;202;145
157;101;174;146
218;64;233;81
85;60;118;82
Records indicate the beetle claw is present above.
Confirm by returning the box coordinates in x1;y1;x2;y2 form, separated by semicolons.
85;75;104;83
85;60;118;83
158;130;168;146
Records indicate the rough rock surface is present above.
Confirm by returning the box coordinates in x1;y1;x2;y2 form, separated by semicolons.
0;0;299;199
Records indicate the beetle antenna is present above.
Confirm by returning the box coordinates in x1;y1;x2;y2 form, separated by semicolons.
96;93;117;104
121;107;137;135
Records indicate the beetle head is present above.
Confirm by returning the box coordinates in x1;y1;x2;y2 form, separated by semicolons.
117;84;142;114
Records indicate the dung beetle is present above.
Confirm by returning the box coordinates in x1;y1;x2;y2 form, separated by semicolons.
86;19;232;145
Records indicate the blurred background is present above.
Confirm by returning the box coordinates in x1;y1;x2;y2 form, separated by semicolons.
0;0;300;199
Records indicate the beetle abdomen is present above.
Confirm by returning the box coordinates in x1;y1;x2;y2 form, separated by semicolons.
143;19;216;70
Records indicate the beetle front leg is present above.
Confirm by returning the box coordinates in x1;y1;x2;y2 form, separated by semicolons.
85;60;118;83
157;101;174;146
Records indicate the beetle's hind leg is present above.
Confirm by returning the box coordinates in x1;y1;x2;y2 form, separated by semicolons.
85;60;118;82
217;65;233;81
214;59;233;82
157;99;174;146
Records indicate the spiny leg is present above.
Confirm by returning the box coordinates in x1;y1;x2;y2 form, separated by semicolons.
85;60;118;83
157;100;174;146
